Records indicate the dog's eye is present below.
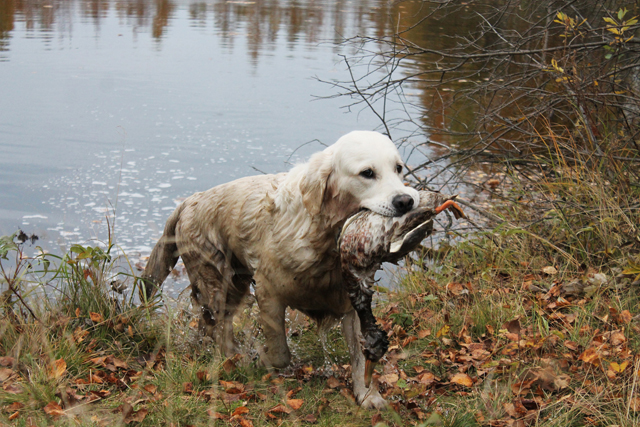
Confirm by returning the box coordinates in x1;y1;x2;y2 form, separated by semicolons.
396;164;403;174
359;169;375;179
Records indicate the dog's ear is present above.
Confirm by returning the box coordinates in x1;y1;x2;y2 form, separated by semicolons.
299;150;333;216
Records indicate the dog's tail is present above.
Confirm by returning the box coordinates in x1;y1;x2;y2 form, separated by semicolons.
140;203;185;301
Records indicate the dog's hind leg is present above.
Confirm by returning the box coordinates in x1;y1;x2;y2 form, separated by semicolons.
219;274;251;356
254;276;291;369
342;310;387;409
184;253;234;356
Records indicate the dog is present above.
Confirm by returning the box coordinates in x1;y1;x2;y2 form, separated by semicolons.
141;130;419;409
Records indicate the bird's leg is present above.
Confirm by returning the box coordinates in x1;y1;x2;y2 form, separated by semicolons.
342;266;389;387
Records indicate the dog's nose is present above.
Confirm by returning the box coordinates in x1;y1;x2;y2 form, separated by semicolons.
392;194;414;216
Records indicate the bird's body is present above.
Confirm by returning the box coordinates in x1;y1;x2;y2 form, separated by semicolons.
338;190;464;384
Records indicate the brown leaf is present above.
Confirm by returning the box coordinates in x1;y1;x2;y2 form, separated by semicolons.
579;347;601;366
0;367;15;382
618;310;633;324
286;398;304;410
43;401;64;417
5;402;24;412
378;373;399;386
450;373;474;387
504;318;521;335
564;340;579;351
0;357;16;367
286;387;302;399
326;377;342;389
446;282;467;296
304;413;318;424
196;371;210;382
89;312;104;323
143;384;158;394
417;372;437;385
417;329;431;339
48;359;67;380
542;266;558;275
220;380;245;394
221;354;243;374
237;417;254;427
232;406;249;417
611;331;626;346
126;408;148;424
3;382;22;394
269;404;291;414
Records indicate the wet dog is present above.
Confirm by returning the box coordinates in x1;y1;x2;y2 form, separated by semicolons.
142;130;418;408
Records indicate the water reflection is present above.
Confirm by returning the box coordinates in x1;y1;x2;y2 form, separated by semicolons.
0;0;402;57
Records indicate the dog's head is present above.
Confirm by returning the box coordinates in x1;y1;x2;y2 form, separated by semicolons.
300;131;419;220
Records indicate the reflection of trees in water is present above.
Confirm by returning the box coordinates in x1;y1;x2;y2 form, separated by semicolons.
0;0;15;55
0;0;397;55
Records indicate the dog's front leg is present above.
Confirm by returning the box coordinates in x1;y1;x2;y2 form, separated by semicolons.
255;282;291;369
342;310;387;409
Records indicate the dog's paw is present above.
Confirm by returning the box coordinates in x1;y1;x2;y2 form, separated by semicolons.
359;392;387;410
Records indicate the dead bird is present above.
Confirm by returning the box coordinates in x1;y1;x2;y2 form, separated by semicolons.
338;190;464;386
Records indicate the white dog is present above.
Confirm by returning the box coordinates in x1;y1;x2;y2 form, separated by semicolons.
142;131;419;408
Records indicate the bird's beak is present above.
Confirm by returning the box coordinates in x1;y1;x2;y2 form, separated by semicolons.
364;359;375;388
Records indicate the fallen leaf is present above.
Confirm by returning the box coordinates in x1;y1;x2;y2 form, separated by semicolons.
417;329;431;339
326;377;341;389
220;380;244;394
0;367;15;382
232;406;249;417
269;404;291;414
564;340;579;351
126;408;148;424
579;347;601;366
436;325;450;338
542;266;558;275
196;371;210;382
236;417;254;427
286;398;304;410
0;357;16;367
221;354;242;374
610;361;629;373
611;331;626;346
378;373;399;386
89;312;104;323
43;401;64;417
143;384;158;394
5;402;24;412
48;359;67;380
304;413;317;423
450;373;473;387
417;372;437;385
504;318;521;335
618;310;633;324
